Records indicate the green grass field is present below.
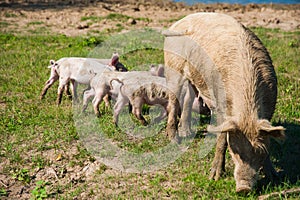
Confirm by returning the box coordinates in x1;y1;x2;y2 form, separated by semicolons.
0;26;299;199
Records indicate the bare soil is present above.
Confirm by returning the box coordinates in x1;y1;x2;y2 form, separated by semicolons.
0;0;299;36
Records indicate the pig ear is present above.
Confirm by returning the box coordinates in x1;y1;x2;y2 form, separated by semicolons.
150;64;155;70
48;60;56;68
111;56;119;66
207;120;237;133
157;64;165;77
258;119;285;139
50;60;55;65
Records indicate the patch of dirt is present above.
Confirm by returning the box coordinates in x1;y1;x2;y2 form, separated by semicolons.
0;1;299;36
0;139;108;199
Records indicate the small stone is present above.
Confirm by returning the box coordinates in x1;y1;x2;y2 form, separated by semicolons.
133;7;140;12
127;18;137;25
77;23;89;29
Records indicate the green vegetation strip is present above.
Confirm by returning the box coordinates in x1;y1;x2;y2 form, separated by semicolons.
81;13;152;23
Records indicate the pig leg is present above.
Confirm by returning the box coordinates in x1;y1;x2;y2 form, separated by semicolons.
103;94;111;109
92;92;106;118
166;93;180;140
209;82;228;180
82;88;95;112
133;105;148;126
70;79;78;103
56;78;69;105
165;69;185;140
209;132;227;180
64;81;72;100
40;76;58;100
130;97;148;126
113;98;128;126
178;83;194;137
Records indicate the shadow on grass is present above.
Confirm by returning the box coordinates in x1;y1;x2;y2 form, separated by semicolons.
0;0;139;10
257;122;300;192
0;1;99;10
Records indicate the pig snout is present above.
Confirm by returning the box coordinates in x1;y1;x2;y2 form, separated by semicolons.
234;165;257;193
235;180;252;193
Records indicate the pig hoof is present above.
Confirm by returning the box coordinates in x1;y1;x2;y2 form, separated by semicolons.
170;135;181;144
166;128;177;139
141;121;148;126
209;167;222;180
178;128;192;137
209;169;216;180
209;156;225;180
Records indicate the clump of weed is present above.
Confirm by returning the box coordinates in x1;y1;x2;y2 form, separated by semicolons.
4;12;17;18
81;13;151;24
27;21;44;26
12;168;31;184
31;180;49;200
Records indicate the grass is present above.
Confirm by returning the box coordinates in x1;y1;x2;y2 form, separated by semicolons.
0;21;10;28
159;15;186;23
0;27;299;199
27;21;44;26
81;13;152;23
4;12;18;18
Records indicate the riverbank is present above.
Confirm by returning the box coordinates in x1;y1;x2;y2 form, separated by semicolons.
0;0;299;36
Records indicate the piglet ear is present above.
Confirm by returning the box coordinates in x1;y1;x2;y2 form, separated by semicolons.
207;120;237;133
50;60;55;65
48;60;56;68
258;119;285;139
157;64;165;77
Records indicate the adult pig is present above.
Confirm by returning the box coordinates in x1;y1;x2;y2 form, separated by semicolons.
163;13;285;193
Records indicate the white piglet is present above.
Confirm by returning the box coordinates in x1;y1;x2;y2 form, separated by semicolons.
40;57;112;105
109;74;169;126
84;71;168;126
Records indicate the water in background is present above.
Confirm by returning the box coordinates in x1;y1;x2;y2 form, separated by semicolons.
174;0;300;5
